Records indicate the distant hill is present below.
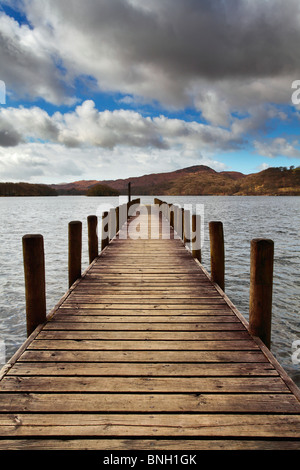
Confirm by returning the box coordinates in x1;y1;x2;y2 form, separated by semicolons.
51;165;216;195
234;166;300;195
0;182;57;197
51;165;300;196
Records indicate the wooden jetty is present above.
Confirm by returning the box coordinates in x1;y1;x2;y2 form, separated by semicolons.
0;200;300;450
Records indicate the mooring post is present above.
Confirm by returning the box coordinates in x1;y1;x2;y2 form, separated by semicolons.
127;201;131;219
68;221;82;288
209;221;225;291
192;214;201;262
128;182;131;203
169;204;174;228
22;234;47;337
249;238;274;349
101;211;109;251
87;215;98;264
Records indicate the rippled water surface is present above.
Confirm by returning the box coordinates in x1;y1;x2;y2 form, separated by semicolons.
0;195;299;387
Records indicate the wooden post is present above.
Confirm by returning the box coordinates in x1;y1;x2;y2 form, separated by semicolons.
68;221;82;288
87;215;98;264
22;234;47;337
127;201;131;218
169;204;174;228
128;182;131;203
209;221;225;291
192;214;201;262
249;238;274;349
101;211;109;251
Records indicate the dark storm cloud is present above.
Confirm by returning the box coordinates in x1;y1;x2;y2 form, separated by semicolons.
41;0;300;79
3;0;300;106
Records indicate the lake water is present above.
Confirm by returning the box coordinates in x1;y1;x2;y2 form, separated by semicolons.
0;195;299;388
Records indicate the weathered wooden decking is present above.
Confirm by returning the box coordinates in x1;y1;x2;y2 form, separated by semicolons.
0;205;300;450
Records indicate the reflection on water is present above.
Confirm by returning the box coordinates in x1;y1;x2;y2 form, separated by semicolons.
0;195;299;387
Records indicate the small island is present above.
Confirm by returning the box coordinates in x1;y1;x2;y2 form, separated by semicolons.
86;183;120;197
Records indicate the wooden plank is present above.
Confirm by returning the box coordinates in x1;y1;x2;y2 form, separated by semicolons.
77;282;216;287
84;273;208;277
72;290;220;296
1;393;298;413
0;376;288;392
61;304;230;310
0;414;299;438
94;260;199;264
75;283;218;287
63;293;227;300
44;321;246;330
88;269;202;274
54;308;234;315
36;330;251;340
67;295;222;301
1;439;299;451
6;362;278;377
50;314;239;322
27;339;259;350
18;349;268;363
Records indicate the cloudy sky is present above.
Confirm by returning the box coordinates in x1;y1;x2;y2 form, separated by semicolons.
1;0;300;183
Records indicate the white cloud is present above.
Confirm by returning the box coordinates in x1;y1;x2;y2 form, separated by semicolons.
254;137;300;158
1;100;299;182
0;105;59;144
0;140;226;184
0;12;73;104
0;100;244;152
0;100;238;182
0;143;91;182
200;97;231;128
256;162;270;171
